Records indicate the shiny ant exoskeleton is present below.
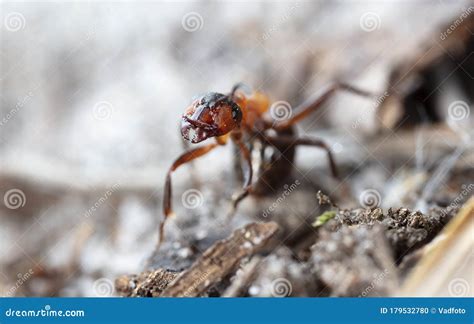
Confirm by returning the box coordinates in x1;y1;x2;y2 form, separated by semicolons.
160;82;377;244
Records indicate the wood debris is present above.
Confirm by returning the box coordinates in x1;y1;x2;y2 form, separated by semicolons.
160;222;279;297
115;269;180;297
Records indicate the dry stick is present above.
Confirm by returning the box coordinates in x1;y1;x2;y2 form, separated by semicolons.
161;222;279;297
134;270;181;297
115;269;180;297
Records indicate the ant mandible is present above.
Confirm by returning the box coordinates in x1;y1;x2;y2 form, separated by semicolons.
160;82;377;245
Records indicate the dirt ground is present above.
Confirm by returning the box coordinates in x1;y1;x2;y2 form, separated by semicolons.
0;1;473;297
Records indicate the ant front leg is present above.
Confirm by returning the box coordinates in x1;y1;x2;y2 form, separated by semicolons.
272;82;378;130
262;134;339;179
160;143;219;246
228;134;254;217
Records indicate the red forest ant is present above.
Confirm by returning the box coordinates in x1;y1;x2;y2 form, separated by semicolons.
160;82;377;245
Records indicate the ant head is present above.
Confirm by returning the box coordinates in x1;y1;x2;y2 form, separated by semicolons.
181;92;242;143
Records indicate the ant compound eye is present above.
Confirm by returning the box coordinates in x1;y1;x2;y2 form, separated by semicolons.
231;104;242;123
200;92;227;108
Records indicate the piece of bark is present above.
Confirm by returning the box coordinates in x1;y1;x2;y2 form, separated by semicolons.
160;222;279;297
115;272;149;297
311;225;399;297
115;269;180;297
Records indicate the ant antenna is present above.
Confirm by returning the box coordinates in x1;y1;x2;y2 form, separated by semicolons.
230;82;252;99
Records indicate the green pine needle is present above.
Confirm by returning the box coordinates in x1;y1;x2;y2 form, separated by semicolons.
312;210;336;227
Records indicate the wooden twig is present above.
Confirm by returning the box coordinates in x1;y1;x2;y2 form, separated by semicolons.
115;269;181;297
160;222;279;297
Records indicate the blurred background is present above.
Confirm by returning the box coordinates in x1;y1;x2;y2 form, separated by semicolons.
0;1;472;297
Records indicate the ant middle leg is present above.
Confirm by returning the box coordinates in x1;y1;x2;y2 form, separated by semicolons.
228;135;254;217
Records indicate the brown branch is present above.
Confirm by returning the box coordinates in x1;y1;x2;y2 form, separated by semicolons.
160;222;279;297
115;269;181;297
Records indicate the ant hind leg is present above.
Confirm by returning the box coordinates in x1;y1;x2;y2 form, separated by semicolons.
273;82;379;130
262;134;339;179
